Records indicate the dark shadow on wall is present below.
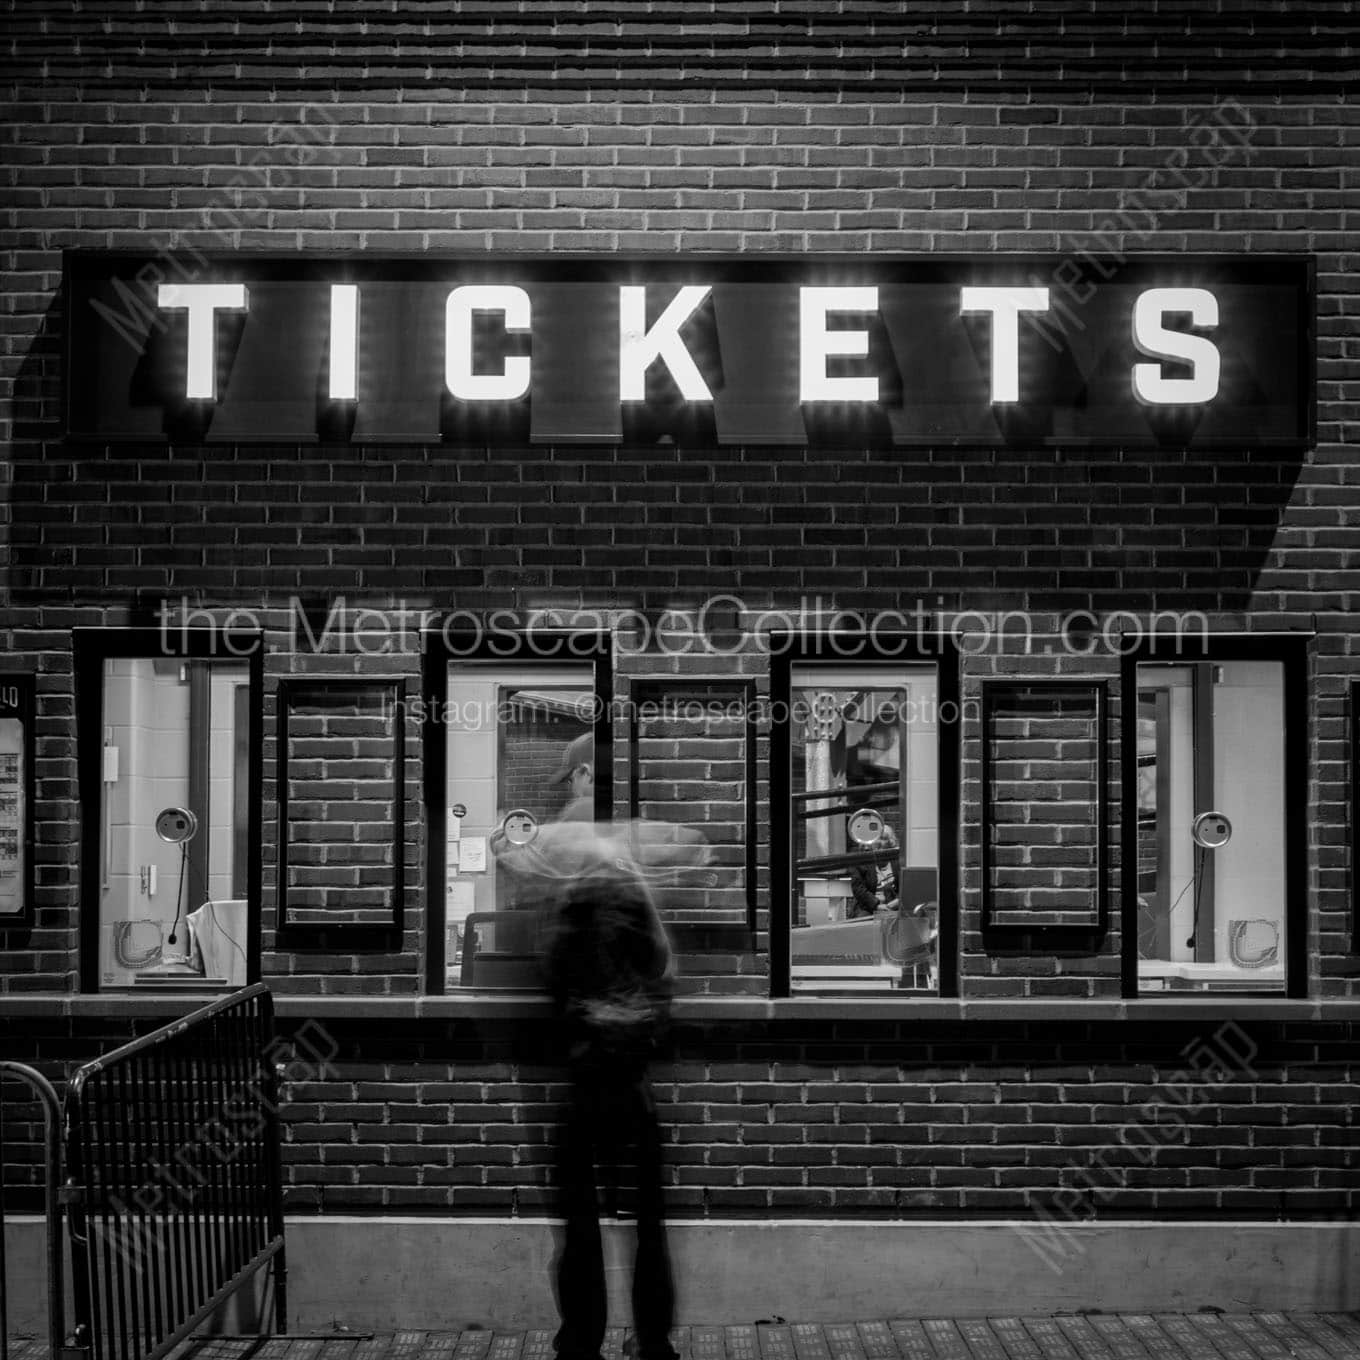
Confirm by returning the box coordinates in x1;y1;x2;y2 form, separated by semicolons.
8;290;67;602
7;442;1308;621
944;442;1307;616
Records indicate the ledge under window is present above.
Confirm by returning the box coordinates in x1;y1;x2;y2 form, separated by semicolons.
0;991;1352;1024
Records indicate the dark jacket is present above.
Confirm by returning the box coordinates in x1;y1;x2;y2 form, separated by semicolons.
848;851;899;919
543;868;674;1066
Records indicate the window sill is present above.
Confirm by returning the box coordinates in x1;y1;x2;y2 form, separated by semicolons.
0;992;1349;1023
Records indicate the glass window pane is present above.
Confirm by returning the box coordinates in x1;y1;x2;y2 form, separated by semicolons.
790;666;939;993
98;658;250;989
1135;660;1286;992
444;662;594;988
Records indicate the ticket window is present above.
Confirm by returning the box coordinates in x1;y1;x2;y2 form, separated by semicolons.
1135;661;1286;992
98;658;250;989
789;665;940;993
443;663;595;987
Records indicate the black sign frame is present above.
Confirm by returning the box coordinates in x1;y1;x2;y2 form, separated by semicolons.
64;251;1315;451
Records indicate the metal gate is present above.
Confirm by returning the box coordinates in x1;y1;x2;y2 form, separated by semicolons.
0;1061;67;1360
61;983;287;1360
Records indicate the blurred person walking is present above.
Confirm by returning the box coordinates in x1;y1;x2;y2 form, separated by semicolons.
543;859;678;1360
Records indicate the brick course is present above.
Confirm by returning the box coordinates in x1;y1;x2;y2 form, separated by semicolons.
3;1013;1357;1220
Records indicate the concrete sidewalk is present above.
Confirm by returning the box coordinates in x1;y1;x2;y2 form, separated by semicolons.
10;1314;1360;1360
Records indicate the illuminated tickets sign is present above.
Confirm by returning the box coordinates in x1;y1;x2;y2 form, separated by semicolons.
64;253;1313;448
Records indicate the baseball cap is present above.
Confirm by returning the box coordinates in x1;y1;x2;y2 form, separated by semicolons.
548;731;594;785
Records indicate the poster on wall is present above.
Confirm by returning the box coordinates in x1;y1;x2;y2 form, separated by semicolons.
0;677;35;924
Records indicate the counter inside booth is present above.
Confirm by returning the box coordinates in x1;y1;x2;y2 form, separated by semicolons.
792;867;939;989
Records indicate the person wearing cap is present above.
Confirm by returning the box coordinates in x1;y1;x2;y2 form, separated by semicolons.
487;731;597;912
549;731;595;823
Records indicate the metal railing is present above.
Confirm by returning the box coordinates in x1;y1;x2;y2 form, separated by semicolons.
0;1061;67;1360
62;983;286;1360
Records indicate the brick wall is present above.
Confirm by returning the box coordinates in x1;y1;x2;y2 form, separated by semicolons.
500;715;582;824
983;686;1103;931
260;641;424;993
634;692;750;923
3;1012;1356;1219
280;684;403;925
4;6;1356;97
2;2;1359;1219
273;1014;1360;1219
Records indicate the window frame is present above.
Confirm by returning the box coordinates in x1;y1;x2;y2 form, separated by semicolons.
1119;632;1308;999
980;678;1108;935
74;627;265;993
769;630;961;999
275;676;408;939
627;676;759;938
420;627;613;995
